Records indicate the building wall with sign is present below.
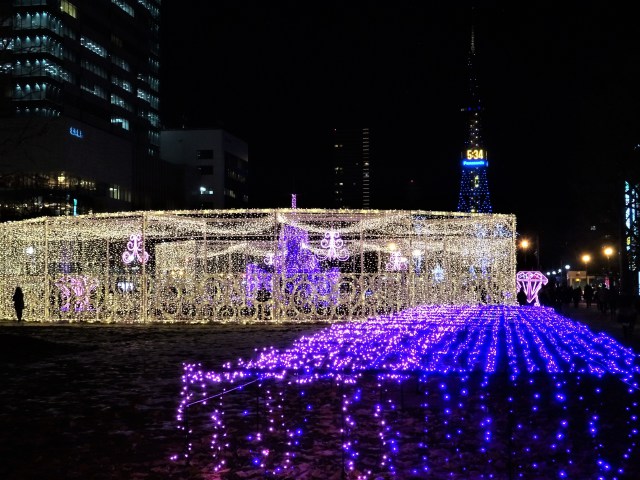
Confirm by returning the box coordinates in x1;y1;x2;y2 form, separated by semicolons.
0;116;136;217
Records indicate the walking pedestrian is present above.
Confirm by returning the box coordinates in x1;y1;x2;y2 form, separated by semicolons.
583;283;594;308
12;285;24;321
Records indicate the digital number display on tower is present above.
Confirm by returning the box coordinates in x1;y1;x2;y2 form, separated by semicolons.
466;149;484;160
462;148;488;167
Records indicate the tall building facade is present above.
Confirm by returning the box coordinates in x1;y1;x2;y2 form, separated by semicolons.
160;129;249;209
457;29;492;214
331;127;370;209
0;0;167;220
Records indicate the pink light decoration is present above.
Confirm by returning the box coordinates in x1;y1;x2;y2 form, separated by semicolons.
386;251;408;271
55;275;99;312
122;233;149;265
316;229;349;261
516;270;548;306
291;193;296;209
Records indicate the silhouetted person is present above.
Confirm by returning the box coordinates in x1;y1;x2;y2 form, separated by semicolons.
572;286;582;308
12;286;24;322
583;284;594;308
517;286;528;306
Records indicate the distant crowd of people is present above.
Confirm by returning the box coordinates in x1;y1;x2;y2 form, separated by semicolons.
531;281;639;339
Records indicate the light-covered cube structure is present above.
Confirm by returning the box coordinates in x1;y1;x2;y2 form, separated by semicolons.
0;209;517;322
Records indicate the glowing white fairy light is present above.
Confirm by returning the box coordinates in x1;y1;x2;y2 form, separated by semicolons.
432;264;445;283
0;208;517;322
386;251;408;271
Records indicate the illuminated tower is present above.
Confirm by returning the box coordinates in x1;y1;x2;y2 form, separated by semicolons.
457;27;492;214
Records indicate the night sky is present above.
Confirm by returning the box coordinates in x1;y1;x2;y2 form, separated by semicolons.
160;3;640;269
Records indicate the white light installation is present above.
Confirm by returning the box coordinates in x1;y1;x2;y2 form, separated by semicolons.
316;229;349;261
0;209;516;322
432;264;445;283
386;251;408;271
122;233;149;265
516;270;548;306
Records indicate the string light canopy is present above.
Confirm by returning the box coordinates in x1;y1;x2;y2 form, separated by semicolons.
0;208;517;323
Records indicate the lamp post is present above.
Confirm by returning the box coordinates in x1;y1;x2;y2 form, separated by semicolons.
520;239;530;269
582;254;591;284
603;246;614;288
603;246;613;272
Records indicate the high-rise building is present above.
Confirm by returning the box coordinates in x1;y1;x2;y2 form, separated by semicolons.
331;127;370;209
457;27;492;214
0;0;169;220
160;129;249;209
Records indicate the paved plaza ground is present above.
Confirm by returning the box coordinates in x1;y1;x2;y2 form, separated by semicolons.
0;303;639;479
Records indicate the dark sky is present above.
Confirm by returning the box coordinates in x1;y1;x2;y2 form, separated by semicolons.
159;2;640;269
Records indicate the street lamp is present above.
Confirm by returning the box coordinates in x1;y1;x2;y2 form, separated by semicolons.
582;254;591;275
520;239;530;269
603;246;613;272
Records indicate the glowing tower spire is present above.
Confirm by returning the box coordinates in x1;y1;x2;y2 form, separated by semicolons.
457;23;492;213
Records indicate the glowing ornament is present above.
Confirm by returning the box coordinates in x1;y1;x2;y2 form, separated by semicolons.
122;233;149;265
316;229;349;261
516;271;548;306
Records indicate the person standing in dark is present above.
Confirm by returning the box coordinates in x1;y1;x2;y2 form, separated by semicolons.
517;286;528;306
572;285;582;308
583;283;594;308
12;286;24;322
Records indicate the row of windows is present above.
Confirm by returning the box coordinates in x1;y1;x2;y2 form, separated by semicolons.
112;75;132;92
80;36;107;58
80;80;107;99
109;184;131;202
60;0;77;18
137;73;159;92
14;59;73;83
226;169;246;184
14;12;63;34
81;59;107;79
111;117;130;131
9;35;65;58
197;149;214;160
16;106;60;117
14;1;48;5
111;93;132;111
0;172;95;191
197;165;213;175
112;0;134;17
111;54;130;72
137;0;160;19
137;88;158;109
13;81;54;100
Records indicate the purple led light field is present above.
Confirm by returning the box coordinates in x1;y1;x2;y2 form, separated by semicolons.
173;305;640;479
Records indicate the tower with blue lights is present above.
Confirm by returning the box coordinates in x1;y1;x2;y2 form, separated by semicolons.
457;27;492;214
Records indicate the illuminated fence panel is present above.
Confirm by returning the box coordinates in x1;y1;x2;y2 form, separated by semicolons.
0;209;517;322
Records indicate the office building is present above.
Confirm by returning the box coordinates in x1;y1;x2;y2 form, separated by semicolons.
160;129;249;209
331;127;370;209
0;0;168;220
